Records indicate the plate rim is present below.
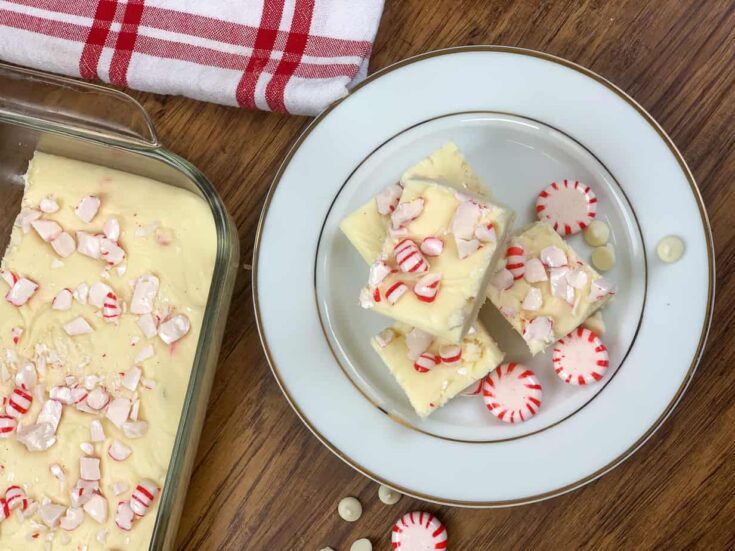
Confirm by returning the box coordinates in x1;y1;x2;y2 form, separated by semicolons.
252;45;716;508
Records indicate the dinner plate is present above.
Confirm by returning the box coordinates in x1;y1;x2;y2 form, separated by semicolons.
254;46;714;506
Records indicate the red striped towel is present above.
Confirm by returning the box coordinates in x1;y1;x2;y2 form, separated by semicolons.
0;0;384;115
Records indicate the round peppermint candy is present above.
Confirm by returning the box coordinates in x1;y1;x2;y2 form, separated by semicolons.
392;511;447;550
483;362;542;423
553;327;609;385
536;179;597;235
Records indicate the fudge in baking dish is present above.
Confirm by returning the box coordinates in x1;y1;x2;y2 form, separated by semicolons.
0;153;216;548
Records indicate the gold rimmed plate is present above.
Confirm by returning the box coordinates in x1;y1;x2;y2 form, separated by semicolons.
254;47;713;506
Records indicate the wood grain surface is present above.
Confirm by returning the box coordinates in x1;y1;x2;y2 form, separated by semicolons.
117;1;735;549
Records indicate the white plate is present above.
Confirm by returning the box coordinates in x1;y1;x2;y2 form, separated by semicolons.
254;47;714;506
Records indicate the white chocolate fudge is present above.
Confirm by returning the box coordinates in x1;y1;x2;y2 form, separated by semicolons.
0;153;216;549
360;179;513;343
371;322;504;418
340;142;492;264
487;222;615;355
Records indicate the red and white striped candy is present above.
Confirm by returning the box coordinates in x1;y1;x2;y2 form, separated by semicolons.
368;261;391;287
52;288;73;311
130;274;159;315
51;232;76;258
522;316;553;345
536;180;597;235
553;327;609;385
420;237;444;257
413;353;439;373
88;282;112;308
414;273;441;303
461;380;483;396
15;208;42;234
505;243;526;280
524;258;548;283
0;269;18;287
75;195;100;223
39;196;59;213
0;498;9;521
392;511;448;550
100;238;126;266
6;485;28;511
391;198;424;229
31;219;62;242
439;345;462;365
5;277;38;306
104;217;120;241
102;292;122;322
130;479;159;517
539;246;568;268
483;363;542;423
474;223;497;243
0;415;17;437
59;507;84;531
6;387;32;417
455;238;480;260
76;231;101;259
406;328;433;360
490;269;514;291
115;500;135;530
158;314;191;345
375;183;403;215
63;316;93;336
394;239;429;273
385;281;409;305
451;201;481;240
108;440;132;462
589;277;615;301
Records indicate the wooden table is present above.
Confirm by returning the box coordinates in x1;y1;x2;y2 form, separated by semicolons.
124;1;735;548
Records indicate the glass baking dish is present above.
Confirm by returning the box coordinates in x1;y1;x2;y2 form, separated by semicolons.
0;63;239;549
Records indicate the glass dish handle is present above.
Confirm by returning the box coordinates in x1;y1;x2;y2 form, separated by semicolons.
0;63;159;148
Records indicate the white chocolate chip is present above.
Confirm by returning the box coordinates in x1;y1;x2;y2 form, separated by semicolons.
591;244;615;272
378;485;401;505
350;539;372;551
337;496;362;522
583;220;610;247
656;235;685;263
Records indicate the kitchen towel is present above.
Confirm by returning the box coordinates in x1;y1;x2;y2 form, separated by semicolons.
0;0;385;115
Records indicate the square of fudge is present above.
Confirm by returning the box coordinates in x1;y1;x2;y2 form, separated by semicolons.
339;142;492;264
486;222;616;355
371;321;504;418
358;178;514;343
